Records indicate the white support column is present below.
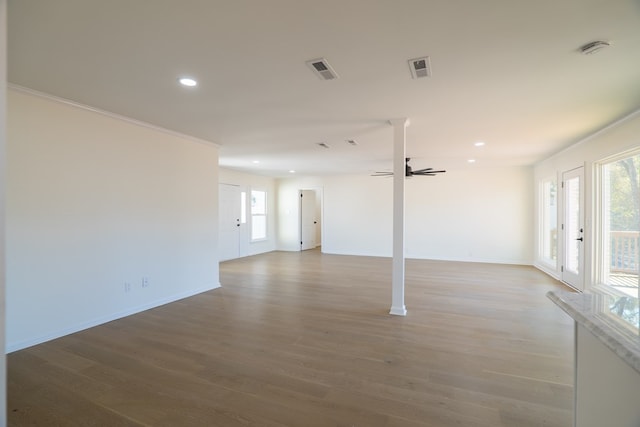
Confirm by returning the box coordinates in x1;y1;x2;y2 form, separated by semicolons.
389;118;408;316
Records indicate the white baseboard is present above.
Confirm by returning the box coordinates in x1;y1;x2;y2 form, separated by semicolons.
389;306;408;316
320;248;533;266
6;283;221;353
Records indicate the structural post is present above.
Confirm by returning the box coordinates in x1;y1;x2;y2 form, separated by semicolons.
389;118;408;316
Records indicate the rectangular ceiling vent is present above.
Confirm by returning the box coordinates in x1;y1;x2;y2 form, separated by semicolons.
306;58;339;80
408;56;431;79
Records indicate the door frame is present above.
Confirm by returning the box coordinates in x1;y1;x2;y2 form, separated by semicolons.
562;166;585;290
299;189;317;250
297;187;323;251
219;183;241;261
219;183;251;261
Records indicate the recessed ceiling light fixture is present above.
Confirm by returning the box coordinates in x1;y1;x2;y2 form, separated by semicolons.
252;160;260;164
474;141;485;147
178;77;198;87
468;159;476;164
579;40;611;55
289;170;296;174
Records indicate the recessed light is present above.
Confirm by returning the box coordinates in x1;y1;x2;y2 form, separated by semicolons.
468;159;476;163
252;160;260;164
178;77;197;87
289;170;296;174
474;141;485;147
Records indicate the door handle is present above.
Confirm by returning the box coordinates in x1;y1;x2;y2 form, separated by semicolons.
576;237;583;241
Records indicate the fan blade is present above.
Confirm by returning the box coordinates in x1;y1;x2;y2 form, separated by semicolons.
413;170;446;176
415;169;446;174
371;172;393;176
412;167;433;173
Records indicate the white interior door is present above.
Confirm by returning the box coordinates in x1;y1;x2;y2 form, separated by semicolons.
219;183;241;261
562;167;585;290
300;190;317;250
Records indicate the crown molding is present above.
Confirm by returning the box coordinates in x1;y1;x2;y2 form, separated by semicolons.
8;83;220;148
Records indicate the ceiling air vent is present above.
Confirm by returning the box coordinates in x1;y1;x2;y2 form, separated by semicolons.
408;56;431;79
306;58;339;80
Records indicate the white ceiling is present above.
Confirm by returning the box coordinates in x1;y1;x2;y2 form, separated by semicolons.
8;0;640;177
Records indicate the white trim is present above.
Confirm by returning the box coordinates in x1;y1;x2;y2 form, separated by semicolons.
390;118;409;317
550;108;640;159
537;175;560;272
250;188;268;242
320;248;534;265
592;149;640;291
6;284;221;353
389;306;407;316
8;83;220;149
534;262;561;280
561;166;585;291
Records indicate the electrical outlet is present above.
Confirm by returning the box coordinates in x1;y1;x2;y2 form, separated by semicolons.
124;282;131;293
142;276;149;288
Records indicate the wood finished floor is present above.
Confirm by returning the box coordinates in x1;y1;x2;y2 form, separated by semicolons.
8;250;575;426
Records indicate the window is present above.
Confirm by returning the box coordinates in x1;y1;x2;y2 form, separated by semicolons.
251;190;267;241
540;178;558;266
240;191;247;224
597;151;639;301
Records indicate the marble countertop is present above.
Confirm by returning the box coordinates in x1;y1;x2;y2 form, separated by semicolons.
547;290;640;375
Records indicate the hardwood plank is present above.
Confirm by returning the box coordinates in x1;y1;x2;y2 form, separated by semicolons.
8;250;574;426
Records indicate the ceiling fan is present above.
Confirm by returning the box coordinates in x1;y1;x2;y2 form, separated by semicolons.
372;158;446;177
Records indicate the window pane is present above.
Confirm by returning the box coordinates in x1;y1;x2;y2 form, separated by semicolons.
251;190;266;215
251;215;266;240
240;192;247;224
601;153;640;296
565;176;581;274
541;179;558;263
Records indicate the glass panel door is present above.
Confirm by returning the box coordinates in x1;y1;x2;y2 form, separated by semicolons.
563;167;584;290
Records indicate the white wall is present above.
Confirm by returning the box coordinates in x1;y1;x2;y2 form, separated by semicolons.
279;167;533;264
219;168;277;256
535;111;640;178
404;167;533;263
322;174;392;257
534;110;640;281
6;88;220;352
276;176;324;252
